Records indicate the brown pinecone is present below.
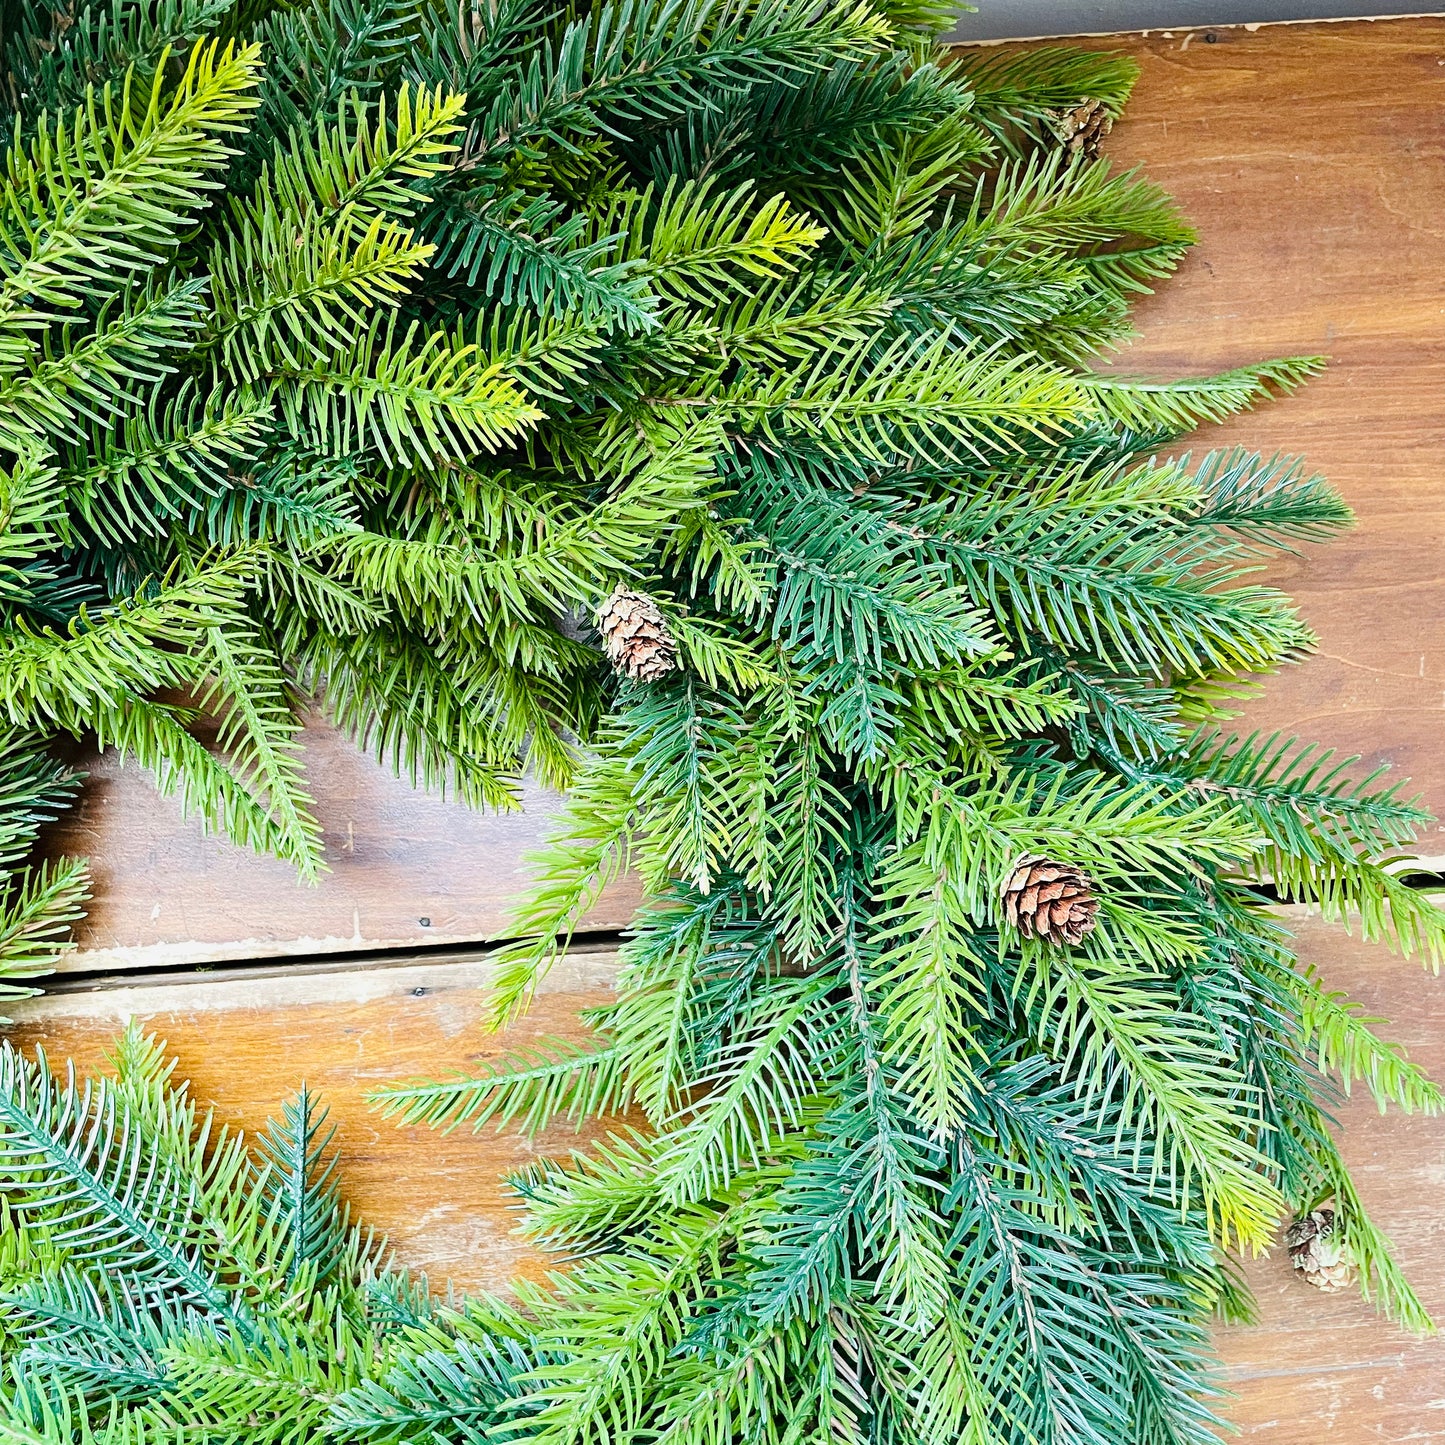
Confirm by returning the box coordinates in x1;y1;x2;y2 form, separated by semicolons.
1055;98;1113;160
1285;1208;1356;1292
596;586;678;682
1001;856;1099;946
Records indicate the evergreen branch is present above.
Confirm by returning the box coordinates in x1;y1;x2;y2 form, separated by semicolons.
428;188;657;332
258;81;466;224
1023;953;1284;1251
0;553;255;734
0;38;261;357
958;151;1193;282
957;46;1139;153
301;624;525;812
256;1085;360;1287
253;0;428;148
0;450;66;604
1147;729;1428;861
329;1312;537;1443
871;839;988;1134
197;621;325;880
1086;357;1326;435
456;0;894;171
631;179;827;304
514;1201;754;1445
1185;448;1354;549
0;1043;254;1334
0;857;89;985
373;1040;625;1137
208;209;436;382
0;278;210;452
1265;842;1445;969
83;695;303;867
1279;960;1442;1115
1306;1134;1434;1332
273;315;543;466
487;755;637;1027
680;332;1093;463
62;385;274;547
0;732;80;871
4;0;238;118
651;978;835;1204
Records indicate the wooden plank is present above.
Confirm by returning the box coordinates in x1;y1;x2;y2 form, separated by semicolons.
1090;17;1445;853
945;5;1445;43
6;908;1443;1441
6;948;621;1288
41;714;642;974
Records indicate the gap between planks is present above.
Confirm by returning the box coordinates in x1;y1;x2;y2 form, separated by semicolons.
12;899;1435;1022
5;942;623;1022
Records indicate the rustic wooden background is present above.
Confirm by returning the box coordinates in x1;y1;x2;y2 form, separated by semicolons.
10;16;1445;1441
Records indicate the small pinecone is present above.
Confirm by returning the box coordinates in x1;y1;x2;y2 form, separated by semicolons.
1285;1208;1356;1292
1055;98;1113;160
597;586;678;682
1002;856;1099;946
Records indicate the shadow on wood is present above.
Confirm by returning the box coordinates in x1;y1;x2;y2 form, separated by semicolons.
43;711;642;973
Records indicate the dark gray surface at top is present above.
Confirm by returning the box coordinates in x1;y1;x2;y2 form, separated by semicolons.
946;2;1444;40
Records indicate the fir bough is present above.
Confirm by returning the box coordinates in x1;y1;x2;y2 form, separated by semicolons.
0;1025;545;1443
0;2;1437;1443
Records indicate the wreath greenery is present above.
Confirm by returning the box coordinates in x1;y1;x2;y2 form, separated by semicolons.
0;3;1437;1442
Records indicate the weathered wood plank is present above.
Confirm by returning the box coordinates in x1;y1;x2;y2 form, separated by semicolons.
1094;17;1445;853
7;947;621;1288
42;714;642;974
945;5;1445;43
7;908;1443;1441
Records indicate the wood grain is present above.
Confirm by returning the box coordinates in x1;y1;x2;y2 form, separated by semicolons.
41;713;642;974
1094;17;1445;846
7;909;1443;1441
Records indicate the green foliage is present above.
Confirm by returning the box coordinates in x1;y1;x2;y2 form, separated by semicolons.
0;1025;507;1443
0;5;1438;1445
0;734;86;996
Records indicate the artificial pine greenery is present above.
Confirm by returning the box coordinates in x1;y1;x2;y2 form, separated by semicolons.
0;1025;546;1442
0;2;1441;1442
